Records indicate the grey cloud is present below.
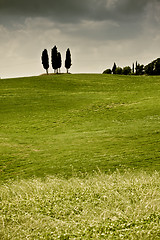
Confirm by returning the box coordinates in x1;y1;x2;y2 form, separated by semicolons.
0;0;88;23
0;0;153;24
0;0;160;78
115;0;150;15
58;19;142;42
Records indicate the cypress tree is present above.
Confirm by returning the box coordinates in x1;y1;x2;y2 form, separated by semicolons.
136;61;138;75
112;62;117;74
65;48;72;73
132;63;134;74
51;46;58;73
41;49;49;74
57;52;62;73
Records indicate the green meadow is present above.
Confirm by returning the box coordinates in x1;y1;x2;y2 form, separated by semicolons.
0;74;160;239
0;74;159;180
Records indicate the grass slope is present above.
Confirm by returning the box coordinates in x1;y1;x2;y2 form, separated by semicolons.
1;171;160;239
0;74;160;181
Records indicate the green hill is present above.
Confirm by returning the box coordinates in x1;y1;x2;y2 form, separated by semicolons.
0;74;160;181
1;74;160;239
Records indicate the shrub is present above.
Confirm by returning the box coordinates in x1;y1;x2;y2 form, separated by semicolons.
103;69;112;74
115;67;122;74
122;66;131;75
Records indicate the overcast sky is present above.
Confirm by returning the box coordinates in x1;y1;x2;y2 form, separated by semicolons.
0;0;160;78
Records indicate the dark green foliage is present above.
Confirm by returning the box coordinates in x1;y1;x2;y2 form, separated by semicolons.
145;58;160;75
122;66;131;75
115;67;122;74
136;63;144;75
103;58;160;76
103;69;112;74
112;62;117;74
145;63;154;75
132;63;134;74
136;61;138;75
51;46;58;73
155;60;160;75
41;49;49;74
57;52;62;73
65;48;72;73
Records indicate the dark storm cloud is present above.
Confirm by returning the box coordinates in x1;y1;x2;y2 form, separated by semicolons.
0;0;153;24
0;0;88;23
1;0;160;78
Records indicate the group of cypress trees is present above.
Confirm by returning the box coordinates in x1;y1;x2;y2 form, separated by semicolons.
103;58;160;75
41;46;71;74
103;61;144;75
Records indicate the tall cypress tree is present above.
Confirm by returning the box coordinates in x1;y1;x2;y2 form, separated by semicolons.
112;62;117;74
136;61;138;75
51;46;58;73
57;52;62;73
132;63;135;74
65;48;72;73
41;49;49;74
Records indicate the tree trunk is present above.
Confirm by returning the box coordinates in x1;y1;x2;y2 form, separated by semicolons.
46;69;48;75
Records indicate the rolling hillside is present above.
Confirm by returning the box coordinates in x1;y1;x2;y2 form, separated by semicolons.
0;74;160;181
1;74;160;239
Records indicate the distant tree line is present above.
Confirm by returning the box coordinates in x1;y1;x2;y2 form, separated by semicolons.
41;46;72;74
103;58;160;75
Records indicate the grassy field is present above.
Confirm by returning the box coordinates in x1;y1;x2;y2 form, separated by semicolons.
0;74;160;239
1;170;160;239
0;74;159;181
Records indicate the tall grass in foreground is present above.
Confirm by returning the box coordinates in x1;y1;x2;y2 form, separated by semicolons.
0;170;160;239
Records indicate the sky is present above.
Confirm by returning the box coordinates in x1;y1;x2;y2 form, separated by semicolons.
0;0;160;78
